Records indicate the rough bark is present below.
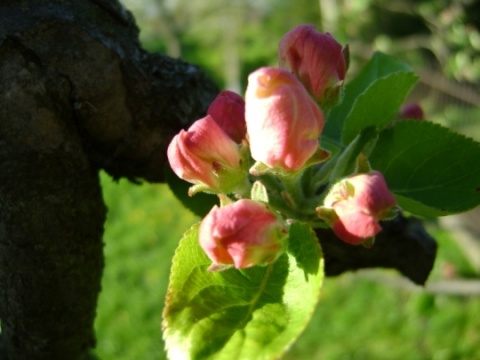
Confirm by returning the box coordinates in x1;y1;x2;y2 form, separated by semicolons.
0;1;218;359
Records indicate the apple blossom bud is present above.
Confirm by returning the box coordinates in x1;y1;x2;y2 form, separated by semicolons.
207;90;247;143
279;24;347;106
199;199;288;269
317;171;397;245
398;103;424;120
245;66;325;171
167;115;242;191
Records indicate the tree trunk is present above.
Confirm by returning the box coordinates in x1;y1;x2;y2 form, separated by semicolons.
0;1;218;359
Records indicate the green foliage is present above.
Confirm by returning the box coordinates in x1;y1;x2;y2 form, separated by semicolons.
321;53;480;216
159;34;480;360
163;222;324;360
328;126;378;182
341;71;418;143
110;3;480;359
325;52;418;143
95;174;480;360
369;121;480;216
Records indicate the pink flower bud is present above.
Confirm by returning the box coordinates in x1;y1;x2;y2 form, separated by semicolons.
245;66;325;171
397;103;424;120
207;90;247;143
167;115;242;190
199;199;287;269
318;171;397;245
279;24;347;105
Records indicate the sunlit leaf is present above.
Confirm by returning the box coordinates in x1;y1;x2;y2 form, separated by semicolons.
325;52;417;143
341;71;418;144
163;222;324;360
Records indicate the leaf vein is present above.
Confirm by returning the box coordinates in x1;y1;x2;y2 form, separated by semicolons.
238;264;274;330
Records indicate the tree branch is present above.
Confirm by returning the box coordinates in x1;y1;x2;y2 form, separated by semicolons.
317;214;438;286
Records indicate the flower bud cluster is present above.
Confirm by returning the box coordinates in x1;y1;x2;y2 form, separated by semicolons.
167;24;399;268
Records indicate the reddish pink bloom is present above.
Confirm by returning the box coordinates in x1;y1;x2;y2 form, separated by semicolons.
245;66;325;171
319;171;397;245
398;103;424;120
279;24;347;104
199;199;287;269
207;90;246;143
167;115;241;190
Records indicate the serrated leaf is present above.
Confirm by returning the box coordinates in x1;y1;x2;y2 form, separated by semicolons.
163;222;324;360
325;52;417;143
369;121;480;216
164;163;218;217
341;71;418;144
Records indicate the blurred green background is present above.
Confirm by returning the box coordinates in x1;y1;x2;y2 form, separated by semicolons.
94;1;480;359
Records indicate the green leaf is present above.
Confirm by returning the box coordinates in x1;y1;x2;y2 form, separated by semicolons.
323;53;416;143
369;120;480;216
164;163;218;217
163;222;324;360
329;126;378;182
341;71;418;144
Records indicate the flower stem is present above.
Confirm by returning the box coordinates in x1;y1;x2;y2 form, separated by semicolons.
277;170;305;209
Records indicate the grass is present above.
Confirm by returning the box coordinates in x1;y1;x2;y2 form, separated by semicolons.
95;172;199;359
94;172;480;360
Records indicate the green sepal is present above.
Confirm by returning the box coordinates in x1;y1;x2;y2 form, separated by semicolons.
361;237;375;248
164;163;218;217
354;152;372;174
188;183;215;196
383;206;401;221
250;181;269;203
218;194;234;207
249;161;271;176
315;206;337;225
303;147;331;168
